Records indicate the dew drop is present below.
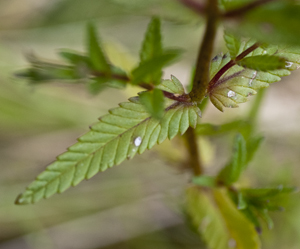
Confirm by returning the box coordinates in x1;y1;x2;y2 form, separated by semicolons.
227;90;236;98
263;50;267;54
286;61;293;68
134;136;142;146
228;238;236;248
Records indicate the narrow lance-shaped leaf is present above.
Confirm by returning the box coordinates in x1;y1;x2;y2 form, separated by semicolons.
87;23;111;73
218;134;247;185
137;16;163;85
224;32;241;59
131;49;183;85
15;77;200;204
238;55;287;72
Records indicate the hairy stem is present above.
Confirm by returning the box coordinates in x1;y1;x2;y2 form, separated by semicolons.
185;127;203;176
208;43;260;92
189;0;219;102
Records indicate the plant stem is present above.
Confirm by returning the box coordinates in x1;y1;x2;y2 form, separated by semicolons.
185;127;203;176
189;0;219;103
208;43;260;92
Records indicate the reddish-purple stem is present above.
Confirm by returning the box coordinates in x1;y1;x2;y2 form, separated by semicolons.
208;43;260;92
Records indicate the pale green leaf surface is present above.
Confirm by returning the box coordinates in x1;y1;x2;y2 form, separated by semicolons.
87;23;110;72
185;187;230;249
16;79;200;204
214;189;261;249
224;32;241;58
209;40;300;111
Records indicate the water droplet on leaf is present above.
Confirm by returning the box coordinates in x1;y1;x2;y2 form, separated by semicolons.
285;61;293;68
134;136;142;146
228;238;236;248
227;90;236;98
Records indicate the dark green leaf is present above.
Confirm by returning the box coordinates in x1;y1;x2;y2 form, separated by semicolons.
238;55;286;71
192;175;216;187
87;23;110;72
131;50;183;85
256;209;274;230
218;134;247;185
220;0;252;11
139;89;165;120
233;2;300;46
59;50;90;66
241;186;296;200
140;17;162;62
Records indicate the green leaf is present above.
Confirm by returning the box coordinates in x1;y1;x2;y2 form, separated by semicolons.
87;23;110;72
224;32;241;59
192;175;216;187
131;49;183;85
220;0;252;11
140;17;162;63
59;50;90;66
241;186;296;200
195;120;252;136
138;17;163;85
185;187;261;249
218;134;247;185
139;88;165;120
233;2;300;46
237;55;286;71
214;189;261;249
209;40;300;112
185;187;231;249
15;80;200;204
246;136;264;164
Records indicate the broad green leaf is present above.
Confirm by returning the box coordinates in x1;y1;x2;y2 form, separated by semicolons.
209;40;300;112
139;88;165;120
15;79;200;204
233;2;300;46
237;55;286;71
214;189;261;249
192;175;216;187
224;32;241;59
87;23;111;73
131;49;183;85
185;187;231;249
218;134;247;185
186;187;261;249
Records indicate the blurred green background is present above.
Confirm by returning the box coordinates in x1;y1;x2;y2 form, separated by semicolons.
1;1;300;248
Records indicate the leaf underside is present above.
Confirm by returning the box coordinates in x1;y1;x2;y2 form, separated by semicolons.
16;78;200;204
209;41;300;111
186;187;261;249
